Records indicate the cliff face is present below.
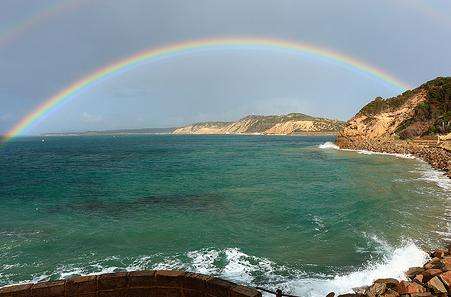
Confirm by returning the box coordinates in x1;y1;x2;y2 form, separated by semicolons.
172;113;345;135
337;77;451;142
336;77;451;177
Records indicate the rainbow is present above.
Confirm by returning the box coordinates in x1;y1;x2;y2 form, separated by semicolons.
1;37;412;143
0;0;85;48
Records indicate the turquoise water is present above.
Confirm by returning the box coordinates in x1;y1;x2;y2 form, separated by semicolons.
0;135;449;296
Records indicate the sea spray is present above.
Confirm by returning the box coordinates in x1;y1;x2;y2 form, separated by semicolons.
18;242;428;297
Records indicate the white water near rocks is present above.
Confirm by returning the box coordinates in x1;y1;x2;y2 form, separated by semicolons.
318;142;450;191
16;239;427;297
319;141;451;244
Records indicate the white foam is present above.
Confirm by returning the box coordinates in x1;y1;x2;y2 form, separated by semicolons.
13;240;429;297
417;166;451;191
276;241;427;297
354;150;416;159
318;142;340;150
318;142;416;159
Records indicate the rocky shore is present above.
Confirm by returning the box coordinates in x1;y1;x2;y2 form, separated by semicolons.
336;138;451;178
329;246;451;297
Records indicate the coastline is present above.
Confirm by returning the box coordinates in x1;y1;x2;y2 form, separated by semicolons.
335;138;451;179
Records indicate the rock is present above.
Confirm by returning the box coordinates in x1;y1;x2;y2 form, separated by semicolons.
441;256;451;267
373;278;399;287
413;274;424;284
368;282;386;297
439;270;451;288
431;249;447;258
396;281;427;294
405;267;425;280
423;263;434;269
352;286;368;294
326;292;335;297
409;293;432;297
421;268;443;282
426;276;447;294
424;257;443;269
381;288;399;297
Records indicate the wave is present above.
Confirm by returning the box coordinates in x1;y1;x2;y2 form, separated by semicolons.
278;241;427;297
417;165;451;191
11;240;427;297
318;142;340;150
318;142;450;191
318;142;415;159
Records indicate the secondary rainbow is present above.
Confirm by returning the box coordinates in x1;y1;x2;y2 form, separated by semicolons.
2;37;412;143
0;0;86;48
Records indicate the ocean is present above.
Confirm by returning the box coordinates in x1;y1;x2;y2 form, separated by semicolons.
0;135;449;296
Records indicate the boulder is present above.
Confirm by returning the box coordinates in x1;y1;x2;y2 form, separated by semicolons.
368;282;386;297
396;281;427;294
413;274;424;284
381;288;399;297
441;256;451;267
409;293;432;297
431;249;447;258
439;270;451;288
426;276;447;294
405;267;425;280
420;268;443;282
373;278;399;289
352;286;368;294
424;257;443;269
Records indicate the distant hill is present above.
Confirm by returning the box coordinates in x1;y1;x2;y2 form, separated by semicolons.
43;127;176;136
172;113;345;135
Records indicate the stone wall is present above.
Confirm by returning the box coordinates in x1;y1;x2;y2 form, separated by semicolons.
0;270;262;297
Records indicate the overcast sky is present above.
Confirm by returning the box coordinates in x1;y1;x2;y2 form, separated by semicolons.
0;0;450;134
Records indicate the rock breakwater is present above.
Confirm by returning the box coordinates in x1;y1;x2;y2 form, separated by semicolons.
329;246;451;297
335;138;451;178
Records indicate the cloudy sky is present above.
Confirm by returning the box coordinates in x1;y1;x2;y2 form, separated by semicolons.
0;0;450;134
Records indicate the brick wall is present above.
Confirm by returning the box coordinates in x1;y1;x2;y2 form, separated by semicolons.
0;270;262;297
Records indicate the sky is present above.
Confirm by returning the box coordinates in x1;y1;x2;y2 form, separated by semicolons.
0;0;450;135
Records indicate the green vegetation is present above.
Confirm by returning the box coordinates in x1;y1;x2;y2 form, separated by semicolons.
361;77;450;138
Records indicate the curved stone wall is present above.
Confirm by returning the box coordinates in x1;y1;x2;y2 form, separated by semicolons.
0;270;262;297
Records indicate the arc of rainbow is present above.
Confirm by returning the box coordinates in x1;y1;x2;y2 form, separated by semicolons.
1;37;412;143
0;0;85;48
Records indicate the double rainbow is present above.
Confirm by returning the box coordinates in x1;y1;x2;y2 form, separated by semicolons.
1;37;412;143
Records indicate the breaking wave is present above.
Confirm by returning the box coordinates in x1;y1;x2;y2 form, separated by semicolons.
318;142;415;159
318;142;340;150
13;240;427;297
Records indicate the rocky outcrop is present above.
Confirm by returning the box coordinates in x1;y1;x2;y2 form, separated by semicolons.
337;77;451;177
173;113;345;135
329;246;451;297
338;77;450;141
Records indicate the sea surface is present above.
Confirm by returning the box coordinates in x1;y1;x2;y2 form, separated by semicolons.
0;135;449;296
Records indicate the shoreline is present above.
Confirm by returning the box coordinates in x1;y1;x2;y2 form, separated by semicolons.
335;138;451;179
1;247;450;297
338;246;451;297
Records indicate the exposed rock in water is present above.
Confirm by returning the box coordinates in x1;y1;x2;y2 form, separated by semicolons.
336;77;451;178
172;113;345;135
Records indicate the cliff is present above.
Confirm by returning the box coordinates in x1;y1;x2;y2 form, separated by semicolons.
173;113;345;135
336;77;451;177
337;77;450;141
